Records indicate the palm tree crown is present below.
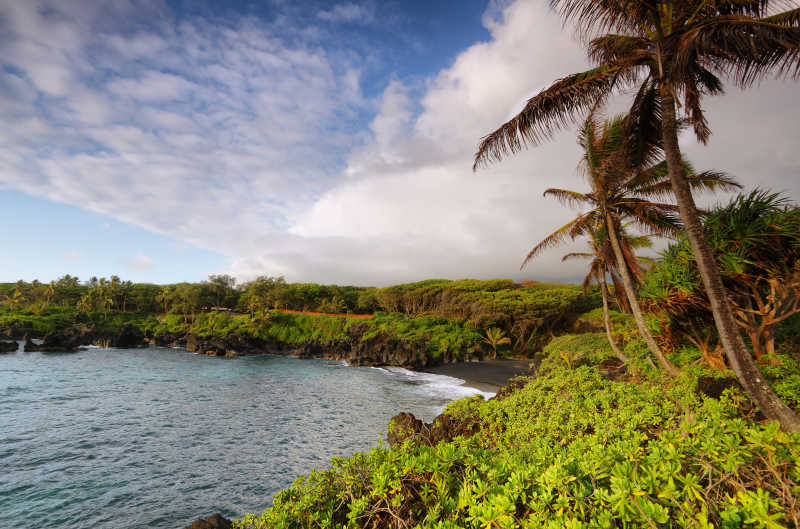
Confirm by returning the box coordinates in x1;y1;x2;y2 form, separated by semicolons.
473;0;800;168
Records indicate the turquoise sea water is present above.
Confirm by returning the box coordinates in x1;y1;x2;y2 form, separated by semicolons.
0;346;491;528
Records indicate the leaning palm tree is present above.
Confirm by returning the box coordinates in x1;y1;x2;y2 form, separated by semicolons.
525;114;737;375
474;1;800;430
563;225;654;363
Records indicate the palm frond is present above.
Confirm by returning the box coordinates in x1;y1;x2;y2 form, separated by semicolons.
550;0;656;36
562;252;595;261
543;188;593;209
676;15;800;87
635;169;741;199
627;233;654;249
623;77;666;169
521;211;596;269
473;65;629;170
588;34;651;64
763;7;800;25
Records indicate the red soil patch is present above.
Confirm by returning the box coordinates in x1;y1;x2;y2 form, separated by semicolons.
276;309;374;319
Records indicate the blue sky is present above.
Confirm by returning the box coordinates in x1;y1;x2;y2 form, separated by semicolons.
1;0;798;286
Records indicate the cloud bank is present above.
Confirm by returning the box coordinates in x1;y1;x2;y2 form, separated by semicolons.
1;0;798;285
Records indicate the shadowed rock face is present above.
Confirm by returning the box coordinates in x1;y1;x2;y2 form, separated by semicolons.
181;513;232;529
153;328;455;369
108;324;145;348
5;319;464;368
387;411;481;448
21;324;149;352
0;340;18;353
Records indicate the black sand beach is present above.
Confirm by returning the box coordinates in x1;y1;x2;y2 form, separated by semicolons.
423;359;533;393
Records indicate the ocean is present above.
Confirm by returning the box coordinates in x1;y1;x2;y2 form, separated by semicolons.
0;345;493;528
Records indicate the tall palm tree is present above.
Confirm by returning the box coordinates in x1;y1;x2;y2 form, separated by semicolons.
563;227;628;363
473;1;800;430
524;114;737;375
563;225;654;363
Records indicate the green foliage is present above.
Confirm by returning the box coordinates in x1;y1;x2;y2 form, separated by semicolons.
541;332;615;370
641;191;800;364
236;365;800;529
356;313;481;360
2;276;597;358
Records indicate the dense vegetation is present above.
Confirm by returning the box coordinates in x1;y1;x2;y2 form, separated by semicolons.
0;277;600;361
236;334;800;528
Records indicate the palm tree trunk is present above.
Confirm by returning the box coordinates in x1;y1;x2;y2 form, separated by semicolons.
601;275;628;363
606;211;680;376
660;87;800;431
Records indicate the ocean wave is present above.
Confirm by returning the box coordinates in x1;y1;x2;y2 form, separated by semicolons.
374;366;496;402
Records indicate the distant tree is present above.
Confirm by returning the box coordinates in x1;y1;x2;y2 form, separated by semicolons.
7;289;24;311
208;274;237;308
482;327;511;359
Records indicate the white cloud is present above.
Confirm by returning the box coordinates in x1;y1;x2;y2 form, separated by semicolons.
1;0;798;286
125;253;154;270
317;3;375;24
61;250;83;260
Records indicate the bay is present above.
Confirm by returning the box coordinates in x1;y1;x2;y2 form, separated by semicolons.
0;346;491;528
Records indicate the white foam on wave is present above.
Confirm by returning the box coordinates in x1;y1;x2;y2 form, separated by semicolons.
374;366;496;402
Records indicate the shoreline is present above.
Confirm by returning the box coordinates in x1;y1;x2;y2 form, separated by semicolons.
422;359;533;394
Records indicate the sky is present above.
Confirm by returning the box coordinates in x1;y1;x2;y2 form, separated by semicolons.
1;0;798;286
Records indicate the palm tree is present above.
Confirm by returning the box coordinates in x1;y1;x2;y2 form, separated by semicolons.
482;327;511;359
43;282;56;309
7;289;24;311
473;1;800;430
523;114;737;375
562;224;654;364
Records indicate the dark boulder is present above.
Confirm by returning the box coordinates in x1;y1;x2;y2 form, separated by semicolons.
152;331;185;348
181;513;232;529
6;321;34;339
27;326;97;351
109;324;146;348
387;412;425;446
0;341;18;353
387;411;481;447
186;334;200;352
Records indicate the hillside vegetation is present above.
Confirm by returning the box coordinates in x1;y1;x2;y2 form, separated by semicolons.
0;277;599;362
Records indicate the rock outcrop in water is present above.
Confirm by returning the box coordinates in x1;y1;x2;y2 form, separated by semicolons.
148;328;452;369
181;513;232;529
0;340;18;353
3;321;463;368
387;410;482;447
21;324;149;352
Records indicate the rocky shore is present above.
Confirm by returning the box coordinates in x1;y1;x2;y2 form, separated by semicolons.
1;322;465;369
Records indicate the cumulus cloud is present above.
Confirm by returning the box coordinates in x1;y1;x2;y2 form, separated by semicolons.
1;0;798;286
125;253;154;270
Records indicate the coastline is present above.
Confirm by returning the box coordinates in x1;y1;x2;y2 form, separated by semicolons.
422;359;533;394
